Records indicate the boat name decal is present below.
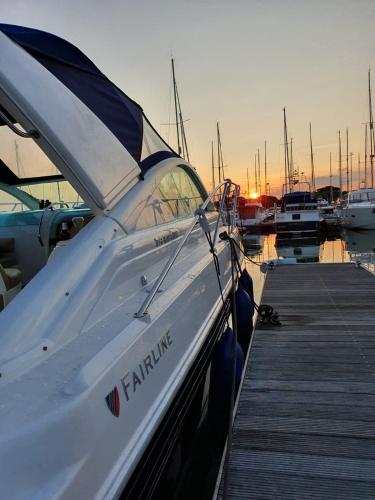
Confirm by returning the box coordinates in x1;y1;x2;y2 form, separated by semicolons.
120;331;173;403
154;231;179;247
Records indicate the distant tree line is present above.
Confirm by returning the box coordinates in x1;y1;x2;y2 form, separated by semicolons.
316;185;345;202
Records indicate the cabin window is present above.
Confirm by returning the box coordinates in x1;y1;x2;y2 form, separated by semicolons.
136;165;206;229
159;167;204;218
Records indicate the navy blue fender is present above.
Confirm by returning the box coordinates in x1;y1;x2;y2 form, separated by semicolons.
235;282;254;354
208;327;244;423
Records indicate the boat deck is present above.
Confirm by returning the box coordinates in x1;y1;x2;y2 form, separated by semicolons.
220;263;375;499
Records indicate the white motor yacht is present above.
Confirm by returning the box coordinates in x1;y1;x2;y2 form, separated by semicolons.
275;191;322;235
0;25;245;499
342;188;375;230
237;197;266;230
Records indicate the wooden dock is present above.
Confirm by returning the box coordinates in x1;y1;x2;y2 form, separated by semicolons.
221;263;375;500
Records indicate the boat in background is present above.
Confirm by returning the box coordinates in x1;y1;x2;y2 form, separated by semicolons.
342;189;375;229
237;196;267;231
319;202;340;226
275;109;321;236
275;190;322;235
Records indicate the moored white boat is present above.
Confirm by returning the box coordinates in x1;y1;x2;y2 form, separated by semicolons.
342;189;375;230
237;197;267;230
0;25;246;499
275;191;322;235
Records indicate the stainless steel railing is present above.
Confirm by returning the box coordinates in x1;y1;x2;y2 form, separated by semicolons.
134;179;240;318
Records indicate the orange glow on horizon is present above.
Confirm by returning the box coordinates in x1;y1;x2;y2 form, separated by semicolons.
250;192;259;199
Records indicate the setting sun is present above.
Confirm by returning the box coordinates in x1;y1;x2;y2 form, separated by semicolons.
250;192;259;199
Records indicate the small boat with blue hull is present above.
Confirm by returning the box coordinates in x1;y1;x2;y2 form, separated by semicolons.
0;25;253;500
276;191;322;235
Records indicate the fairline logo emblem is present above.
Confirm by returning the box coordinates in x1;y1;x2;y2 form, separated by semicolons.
105;386;120;417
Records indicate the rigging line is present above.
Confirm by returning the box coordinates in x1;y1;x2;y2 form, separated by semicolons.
222;233;239;500
204;229;230;329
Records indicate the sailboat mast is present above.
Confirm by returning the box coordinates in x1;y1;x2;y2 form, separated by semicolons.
283;107;291;192
368;68;374;188
290;137;294;185
365;123;368;188
329;152;333;203
257;148;261;194
350;152;353;192
338;130;342;196
217;123;221;183
171;58;181;156
211;140;215;191
358;152;361;189
346;128;349;194
264;140;267;195
220;134;225;180
309;122;316;192
254;154;258;193
176;88;190;162
246;167;250;196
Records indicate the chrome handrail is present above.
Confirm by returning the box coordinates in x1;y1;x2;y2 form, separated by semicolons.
134;179;240;318
0;109;39;139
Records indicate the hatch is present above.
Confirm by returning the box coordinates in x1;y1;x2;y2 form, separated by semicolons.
0;25;178;212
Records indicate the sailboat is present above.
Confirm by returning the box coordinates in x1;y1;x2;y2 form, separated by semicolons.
275;109;321;235
0;24;246;499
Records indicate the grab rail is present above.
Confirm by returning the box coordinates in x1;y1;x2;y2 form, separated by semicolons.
0;108;39;139
134;179;240;318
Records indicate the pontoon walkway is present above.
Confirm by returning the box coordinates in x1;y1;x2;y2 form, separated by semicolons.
221;263;375;499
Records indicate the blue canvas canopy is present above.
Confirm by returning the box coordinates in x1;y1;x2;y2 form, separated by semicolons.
0;24;179;175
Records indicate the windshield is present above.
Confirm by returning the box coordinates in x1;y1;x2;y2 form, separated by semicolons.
0;123;59;179
349;191;375;203
0;123;83;211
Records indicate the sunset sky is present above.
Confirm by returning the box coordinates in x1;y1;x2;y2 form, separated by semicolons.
1;0;375;197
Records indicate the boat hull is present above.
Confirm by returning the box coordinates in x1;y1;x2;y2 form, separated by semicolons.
342;206;375;230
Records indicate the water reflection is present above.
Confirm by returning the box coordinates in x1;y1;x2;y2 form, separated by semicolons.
243;229;375;272
242;233;264;256
342;230;375;272
275;235;322;263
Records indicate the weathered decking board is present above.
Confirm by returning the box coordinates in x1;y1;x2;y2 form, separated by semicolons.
222;263;375;500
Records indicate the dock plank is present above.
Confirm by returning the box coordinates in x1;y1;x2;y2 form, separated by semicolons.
221;263;375;499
